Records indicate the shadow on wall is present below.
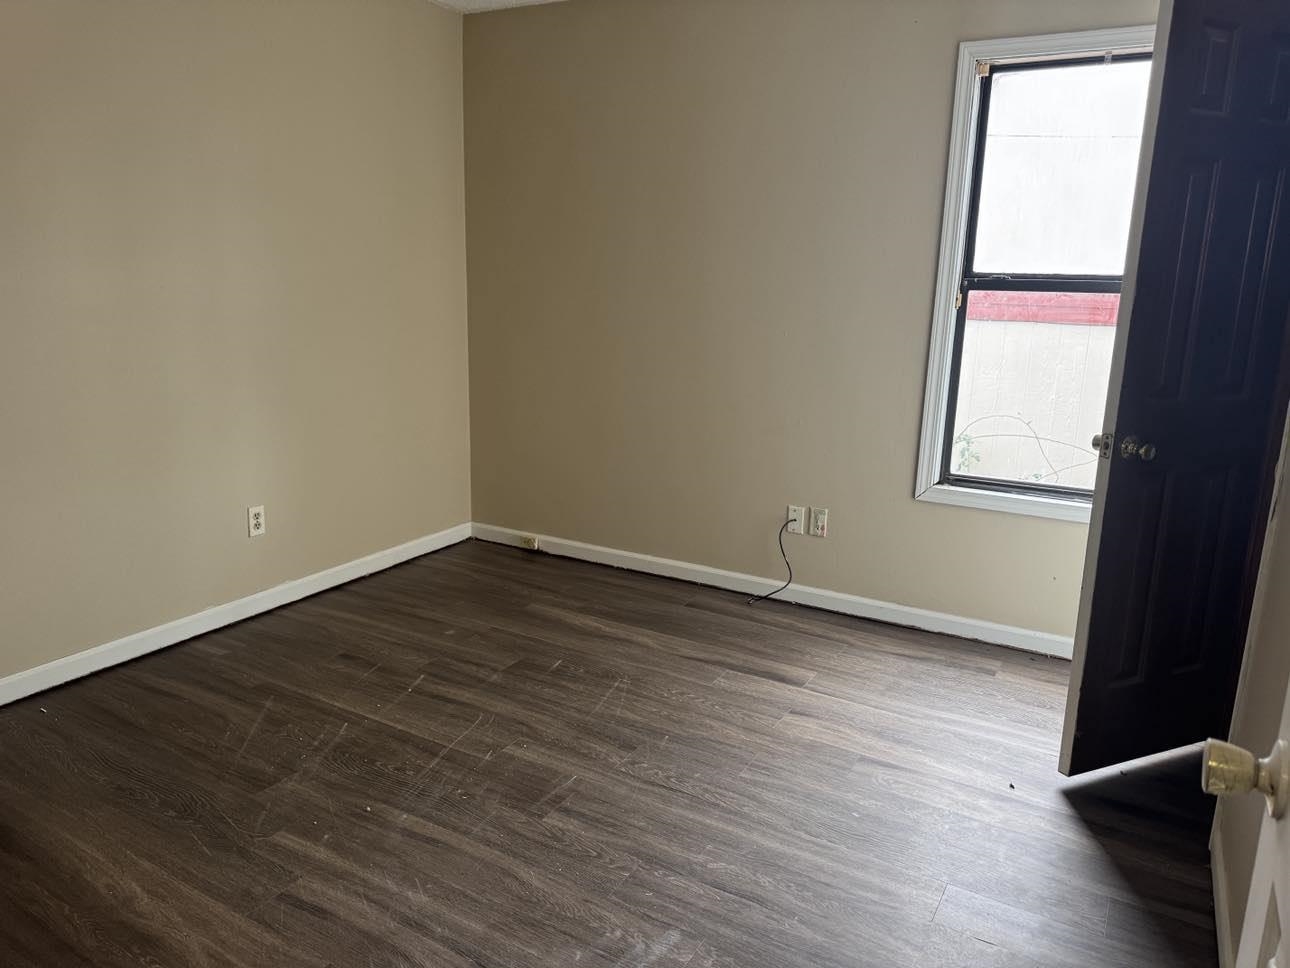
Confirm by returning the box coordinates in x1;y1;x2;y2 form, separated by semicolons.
1061;746;1217;967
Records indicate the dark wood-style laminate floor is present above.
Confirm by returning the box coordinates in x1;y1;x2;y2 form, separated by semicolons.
0;540;1217;967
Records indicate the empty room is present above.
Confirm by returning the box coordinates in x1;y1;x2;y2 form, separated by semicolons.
5;0;1290;965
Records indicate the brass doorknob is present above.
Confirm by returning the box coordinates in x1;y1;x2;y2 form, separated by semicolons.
1120;436;1158;462
1202;738;1290;818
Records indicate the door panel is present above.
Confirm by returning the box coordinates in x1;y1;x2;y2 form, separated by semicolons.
1063;0;1290;775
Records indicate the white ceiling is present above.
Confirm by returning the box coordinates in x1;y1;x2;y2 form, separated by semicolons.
434;0;566;12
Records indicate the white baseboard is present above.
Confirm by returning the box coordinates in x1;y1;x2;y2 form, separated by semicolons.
1211;804;1236;968
0;522;473;707
1;518;1071;708
470;523;1074;659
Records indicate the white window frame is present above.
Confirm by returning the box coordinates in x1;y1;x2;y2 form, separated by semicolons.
915;25;1156;524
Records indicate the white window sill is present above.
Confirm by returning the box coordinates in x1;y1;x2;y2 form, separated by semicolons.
916;482;1091;523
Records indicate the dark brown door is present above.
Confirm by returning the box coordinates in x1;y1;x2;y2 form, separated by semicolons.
1062;0;1290;776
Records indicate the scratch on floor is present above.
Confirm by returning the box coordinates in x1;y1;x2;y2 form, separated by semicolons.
385;673;426;712
465;799;499;837
228;698;273;773
608;931;683;968
189;832;213;858
254;722;350;835
642;930;684;967
282;722;349;791
252;804;273;838
534;774;579;810
589;678;626;717
401;714;484;805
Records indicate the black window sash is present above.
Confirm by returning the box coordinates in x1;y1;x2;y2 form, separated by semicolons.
938;52;1149;500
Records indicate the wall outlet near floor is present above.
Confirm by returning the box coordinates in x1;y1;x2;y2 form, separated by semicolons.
809;506;829;538
520;535;540;551
248;505;266;537
786;506;806;535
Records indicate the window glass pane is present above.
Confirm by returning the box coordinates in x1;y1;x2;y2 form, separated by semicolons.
950;289;1118;491
972;59;1151;275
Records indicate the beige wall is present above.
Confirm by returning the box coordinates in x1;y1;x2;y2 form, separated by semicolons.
1215;449;1290;953
464;0;1157;637
0;0;470;679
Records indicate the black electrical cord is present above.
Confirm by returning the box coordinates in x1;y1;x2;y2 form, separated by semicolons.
747;517;795;605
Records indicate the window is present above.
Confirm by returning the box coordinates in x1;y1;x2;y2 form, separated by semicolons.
916;27;1155;522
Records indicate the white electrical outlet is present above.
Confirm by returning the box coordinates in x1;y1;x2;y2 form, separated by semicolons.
248;505;266;537
809;506;829;538
786;506;806;535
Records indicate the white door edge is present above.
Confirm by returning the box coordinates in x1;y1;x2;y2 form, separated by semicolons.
1059;0;1175;774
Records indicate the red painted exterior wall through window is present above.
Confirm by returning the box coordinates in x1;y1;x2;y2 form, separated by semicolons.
966;290;1120;325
